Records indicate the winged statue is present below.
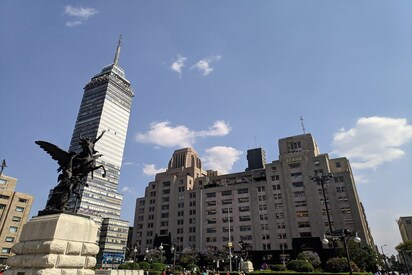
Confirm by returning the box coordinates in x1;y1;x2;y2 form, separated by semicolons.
35;131;106;213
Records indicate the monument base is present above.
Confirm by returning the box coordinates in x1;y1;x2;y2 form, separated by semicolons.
5;213;99;275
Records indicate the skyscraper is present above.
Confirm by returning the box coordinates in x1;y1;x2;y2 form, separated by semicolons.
66;37;134;266
68;36;134;221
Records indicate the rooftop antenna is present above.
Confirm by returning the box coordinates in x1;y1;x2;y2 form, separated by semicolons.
300;115;306;134
113;35;122;65
0;159;7;176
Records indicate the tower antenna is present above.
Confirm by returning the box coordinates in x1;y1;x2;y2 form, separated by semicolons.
300;115;306;134
113;35;122;65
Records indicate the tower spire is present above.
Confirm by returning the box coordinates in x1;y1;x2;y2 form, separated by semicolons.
113;35;122;65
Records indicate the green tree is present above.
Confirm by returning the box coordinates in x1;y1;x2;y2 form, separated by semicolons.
297;251;321;267
180;247;200;266
344;241;379;272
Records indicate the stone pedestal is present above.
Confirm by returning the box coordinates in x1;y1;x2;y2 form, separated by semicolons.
5;213;99;275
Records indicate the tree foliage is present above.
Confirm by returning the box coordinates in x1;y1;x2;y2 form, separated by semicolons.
179;247;200;266
324;257;359;273
297;251;321;267
286;259;314;272
118;262;140;270
346;242;379;272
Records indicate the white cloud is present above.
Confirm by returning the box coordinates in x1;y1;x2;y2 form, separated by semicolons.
64;6;98;27
202;146;242;174
136;120;231;148
332;116;412;170
121;186;132;193
191;55;222;76
143;164;166;176
170;55;187;78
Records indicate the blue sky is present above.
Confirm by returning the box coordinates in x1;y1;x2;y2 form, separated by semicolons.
1;1;411;256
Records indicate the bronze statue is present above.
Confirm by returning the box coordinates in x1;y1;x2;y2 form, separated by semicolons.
35;131;106;214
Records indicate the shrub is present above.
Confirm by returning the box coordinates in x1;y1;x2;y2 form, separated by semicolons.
186;263;200;272
174;265;183;272
140;261;151;270
149;271;162;275
151;262;165;271
324;257;360;273
297;251;321;267
270;264;287;271
118;262;140;270
286;259;314;272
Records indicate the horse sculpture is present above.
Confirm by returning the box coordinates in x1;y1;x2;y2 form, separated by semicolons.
35;131;106;214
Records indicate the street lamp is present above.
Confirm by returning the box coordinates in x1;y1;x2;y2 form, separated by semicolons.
323;229;361;275
171;245;176;275
159;243;164;263
380;244;389;274
134;247;138;262
310;170;334;236
310;168;336;253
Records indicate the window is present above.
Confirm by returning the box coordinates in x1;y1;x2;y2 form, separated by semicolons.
298;221;311;228
300;232;312;237
0;195;9;200
206;192;216;198
206;228;216;233
273;194;282;200
275;213;285;219
296;210;309;217
207;210;216;215
5;237;14;242
271;175;279;181
290;172;302;178
257;186;265;192
294;191;305;198
222;199;232;205
239;206;250;212
238;197;249;203
0;179;7;185
161;213;169;218
189;192;196;198
336;186;346;193
12;216;21;222
162;181;171;187
238;188;249;194
336;162;341;168
287;141;302;152
295;201;307;207
1;248;11;253
334;176;345;183
9;226;18;233
278;233;287;239
162;189;170;195
178;187;185;192
221;190;232;196
239;216;251;222
292;181;304;188
207;201;216;206
288;163;301;169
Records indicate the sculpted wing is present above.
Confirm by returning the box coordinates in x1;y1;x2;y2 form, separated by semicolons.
35;141;74;169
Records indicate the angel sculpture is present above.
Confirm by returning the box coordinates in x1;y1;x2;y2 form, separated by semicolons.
35;131;106;213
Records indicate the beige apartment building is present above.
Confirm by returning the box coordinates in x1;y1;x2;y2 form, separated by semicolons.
132;133;374;263
0;174;33;265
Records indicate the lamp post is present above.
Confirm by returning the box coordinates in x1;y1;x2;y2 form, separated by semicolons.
134;247;138;262
171;245;176;275
159;243;164;263
310;168;336;253
323;229;361;275
380;244;389;274
227;207;233;272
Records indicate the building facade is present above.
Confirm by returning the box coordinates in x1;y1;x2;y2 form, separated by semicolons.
398;216;412;243
65;37;134;265
0;174;33;266
132;134;374;264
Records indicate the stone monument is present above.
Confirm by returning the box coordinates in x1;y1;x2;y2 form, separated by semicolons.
4;133;105;275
